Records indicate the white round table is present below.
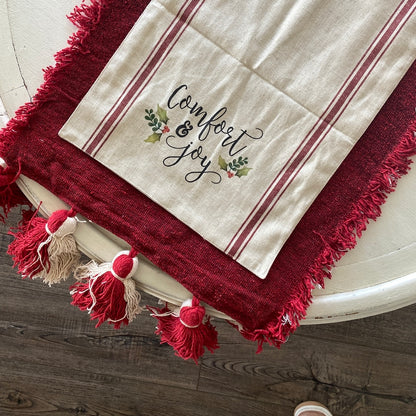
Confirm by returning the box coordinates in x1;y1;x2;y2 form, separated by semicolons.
1;0;416;324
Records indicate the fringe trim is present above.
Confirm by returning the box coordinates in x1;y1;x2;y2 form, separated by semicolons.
0;160;26;221
0;0;109;161
240;121;416;352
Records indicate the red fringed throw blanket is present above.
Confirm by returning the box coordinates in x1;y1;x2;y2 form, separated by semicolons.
1;0;416;359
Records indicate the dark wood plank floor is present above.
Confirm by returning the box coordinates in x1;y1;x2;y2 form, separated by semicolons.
1;207;415;416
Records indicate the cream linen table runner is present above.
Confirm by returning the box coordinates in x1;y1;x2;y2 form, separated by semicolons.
59;0;416;278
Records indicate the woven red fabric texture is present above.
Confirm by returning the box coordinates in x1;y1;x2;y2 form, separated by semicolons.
1;0;415;345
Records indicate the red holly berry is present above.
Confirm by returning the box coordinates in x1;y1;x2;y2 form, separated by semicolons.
227;171;234;178
162;126;170;133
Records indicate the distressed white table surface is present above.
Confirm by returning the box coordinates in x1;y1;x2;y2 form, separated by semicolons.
1;0;416;324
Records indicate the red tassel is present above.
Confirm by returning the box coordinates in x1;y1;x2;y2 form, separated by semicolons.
8;208;80;285
148;297;219;363
70;249;142;329
0;160;26;221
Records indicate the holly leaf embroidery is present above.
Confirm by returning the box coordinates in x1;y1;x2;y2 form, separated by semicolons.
236;167;252;177
157;105;169;124
218;155;227;171
145;132;162;143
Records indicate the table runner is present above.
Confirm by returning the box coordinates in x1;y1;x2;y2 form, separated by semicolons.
0;0;416;355
59;0;416;278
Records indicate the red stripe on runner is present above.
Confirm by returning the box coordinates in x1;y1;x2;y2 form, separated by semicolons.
226;0;415;259
83;0;203;155
225;1;411;259
229;0;410;236
82;0;191;152
232;1;416;261
91;0;205;157
226;0;413;256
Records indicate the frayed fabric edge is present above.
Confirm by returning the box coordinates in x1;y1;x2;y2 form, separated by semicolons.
0;0;109;163
240;121;416;352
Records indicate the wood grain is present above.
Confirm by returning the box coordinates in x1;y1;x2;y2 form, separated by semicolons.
1;208;416;416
